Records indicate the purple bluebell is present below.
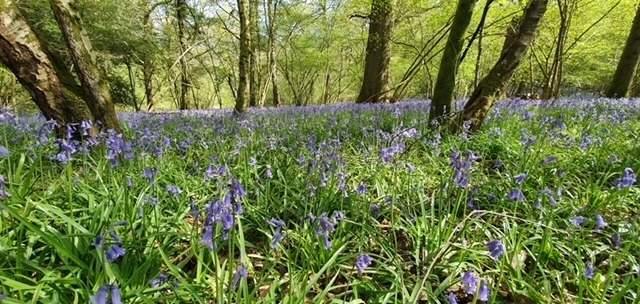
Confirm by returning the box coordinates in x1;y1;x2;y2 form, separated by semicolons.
508;188;526;202
201;225;214;250
91;286;108;304
265;165;273;178
356;182;367;195
462;272;478;295
514;173;527;185
166;184;182;197
486;240;505;260
149;273;170;288
539;188;558;207
94;234;104;249
309;212;343;249
612;233;621;250
0;145;9;158
268;218;286;249
585;262;595;279
231;265;248;291
543;155;557;165
615;168;636;188
571;216;587;227
478;281;490;302
450;150;475;188
595;214;607;231
447;293;458;304
355;253;373;275
106;245;126;263
370;204;381;217
110;285;122;304
143;167;158;183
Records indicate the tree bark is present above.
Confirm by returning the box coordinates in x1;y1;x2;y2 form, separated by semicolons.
175;0;191;110
541;0;575;100
49;0;121;132
460;0;549;131
0;0;92;126
236;0;251;113
607;3;640;98
249;0;260;107
356;0;393;103
267;0;280;107
429;0;477;123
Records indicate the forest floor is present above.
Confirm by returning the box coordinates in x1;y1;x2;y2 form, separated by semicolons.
0;98;639;303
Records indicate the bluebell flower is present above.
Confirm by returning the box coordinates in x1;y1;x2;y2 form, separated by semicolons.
462;272;478;295
539;188;558;207
486;240;505;260
231;265;248;291
0;145;9;158
356;182;367;195
166;184;182;197
265;165;273;179
190;201;200;222
91;286;108;304
585;262;595;279
450;150;476;188
447;293;458;304
514;173;527;185
478;281;490;302
615;168;636;188
571;216;587;227
595;214;607;231
309;212;343;249
143;167;158;183
543;155;557;165
355;253;373;275
201;225;214;250
94;234;104;249
370;204;381;217
268;218;286;249
106;245;126;263
508;188;526;202
149;273;170;288
110;285;122;304
612;233;621;250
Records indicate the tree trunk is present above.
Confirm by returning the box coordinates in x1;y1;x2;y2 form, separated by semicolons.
356;0;393;103
175;0;191;110
49;0;121;132
0;0;93;126
541;0;575;100
267;0;280;107
606;3;640;98
126;61;140;111
429;0;477;123
249;0;260;107
236;0;251;113
460;0;549;131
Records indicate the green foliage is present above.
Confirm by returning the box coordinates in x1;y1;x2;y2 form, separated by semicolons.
0;101;639;302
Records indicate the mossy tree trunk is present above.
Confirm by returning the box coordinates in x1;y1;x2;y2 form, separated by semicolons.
49;0;121;132
0;0;93;127
606;3;640;98
236;0;251;113
356;0;393;104
460;0;549;131
429;0;477;123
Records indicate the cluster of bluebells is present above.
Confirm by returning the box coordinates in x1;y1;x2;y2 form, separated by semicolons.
200;180;246;249
355;253;373;275
457;272;490;302
450;150;478;188
615;168;636;189
91;284;121;304
508;173;527;202
267;218;286;249
308;211;345;249
231;265;248;290
105;130;134;166
94;227;127;263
